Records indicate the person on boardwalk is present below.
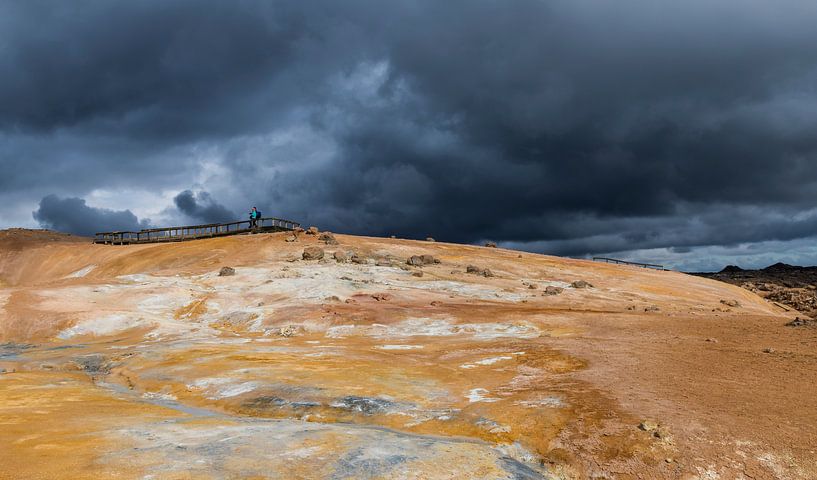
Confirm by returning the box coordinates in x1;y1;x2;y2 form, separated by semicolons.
249;207;261;229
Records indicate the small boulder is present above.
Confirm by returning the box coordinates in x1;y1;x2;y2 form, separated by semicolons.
319;232;338;245
485;242;497;248
762;347;775;354
720;299;741;308
571;280;593;289
278;325;299;337
284;234;297;243
412;271;424;277
638;420;659;432
218;266;236;277
407;255;424;266
466;265;494;277
306;226;319;235
351;253;368;264
425;237;435;242
543;286;563;296
371;293;392;302
294;227;305;234
334;250;349;263
421;254;439;265
302;246;325;260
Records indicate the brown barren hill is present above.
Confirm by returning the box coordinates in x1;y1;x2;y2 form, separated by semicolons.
0;229;814;479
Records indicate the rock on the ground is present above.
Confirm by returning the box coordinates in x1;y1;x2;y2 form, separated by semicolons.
278;325;299;337
466;265;494;277
334;250;349;263
302;246;325;260
319;232;338;245
284;234;297;243
306;226;319;235
425;237;435;242
543;286;564;296
720;299;741;308
218;266;236;277
485;242;497;248
571;280;593;289
351;252;369;264
786;317;816;327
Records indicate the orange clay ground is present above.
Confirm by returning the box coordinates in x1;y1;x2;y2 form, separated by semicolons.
0;228;814;479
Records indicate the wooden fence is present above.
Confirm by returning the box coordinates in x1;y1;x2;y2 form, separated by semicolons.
94;217;300;245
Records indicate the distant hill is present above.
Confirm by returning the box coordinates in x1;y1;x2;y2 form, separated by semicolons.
695;262;817;317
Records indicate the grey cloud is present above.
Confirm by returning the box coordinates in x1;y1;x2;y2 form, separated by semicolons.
32;195;150;236
3;1;817;271
173;190;235;224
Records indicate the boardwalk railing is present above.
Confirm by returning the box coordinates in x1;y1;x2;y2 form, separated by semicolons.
592;257;666;270
94;217;300;245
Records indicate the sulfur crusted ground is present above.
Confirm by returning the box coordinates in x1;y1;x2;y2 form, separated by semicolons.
0;229;815;479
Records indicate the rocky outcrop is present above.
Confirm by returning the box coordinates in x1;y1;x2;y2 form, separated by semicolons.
302;246;324;260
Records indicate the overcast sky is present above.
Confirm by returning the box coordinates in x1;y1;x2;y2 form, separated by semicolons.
2;1;817;271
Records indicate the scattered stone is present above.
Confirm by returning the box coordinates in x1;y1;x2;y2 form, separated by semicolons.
785;317;816;327
412;271;424;277
762;347;775;354
408;255;425;266
334;250;349;263
571;280;593;289
325;296;341;302
638;420;659;432
340;276;353;281
376;257;394;267
318;232;338;245
407;255;439;266
720;299;741;308
344;298;357;304
430;301;443;306
654;427;671;440
218;266;235;277
626;305;636;310
76;354;111;375
302;246;325;260
543;286;563;296
426;237;435;242
705;338;718;343
517;254;522;258
466;265;494;277
371;293;392;302
278;325;299;337
284;234;297;243
306;226;319;235
644;305;661;312
485;242;497;248
350;253;368;264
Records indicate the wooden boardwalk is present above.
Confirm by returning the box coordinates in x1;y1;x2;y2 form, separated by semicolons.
94;217;300;245
592;257;666;270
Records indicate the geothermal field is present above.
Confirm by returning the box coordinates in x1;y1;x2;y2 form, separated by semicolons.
0;228;815;479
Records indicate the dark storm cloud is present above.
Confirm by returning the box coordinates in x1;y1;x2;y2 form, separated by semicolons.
3;0;817;268
173;190;235;223
32;195;150;236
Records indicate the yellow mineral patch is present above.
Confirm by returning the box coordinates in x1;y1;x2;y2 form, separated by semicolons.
0;229;814;479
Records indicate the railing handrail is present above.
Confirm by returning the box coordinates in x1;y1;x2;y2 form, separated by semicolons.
592;257;666;270
95;216;300;236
